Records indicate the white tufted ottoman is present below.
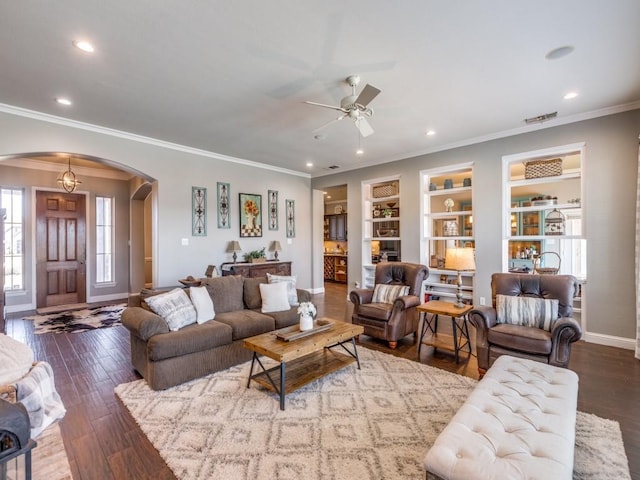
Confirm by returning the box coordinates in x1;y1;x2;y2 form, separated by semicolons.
424;355;579;480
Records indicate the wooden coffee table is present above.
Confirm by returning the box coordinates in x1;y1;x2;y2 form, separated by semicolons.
243;319;364;410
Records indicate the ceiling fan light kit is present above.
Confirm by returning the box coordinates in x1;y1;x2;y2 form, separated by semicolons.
305;74;381;138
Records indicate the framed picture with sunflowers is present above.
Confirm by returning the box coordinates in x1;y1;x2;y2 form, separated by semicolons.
239;193;262;237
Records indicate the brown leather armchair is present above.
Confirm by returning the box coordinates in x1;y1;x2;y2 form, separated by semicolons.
468;273;582;376
350;262;428;349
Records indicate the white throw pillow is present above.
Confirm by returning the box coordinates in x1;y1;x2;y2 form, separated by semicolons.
189;286;215;324
145;288;197;331
266;273;299;306
496;294;559;331
372;284;410;304
260;282;291;313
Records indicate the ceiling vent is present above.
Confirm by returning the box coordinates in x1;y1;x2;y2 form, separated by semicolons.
524;112;558;124
326;165;341;170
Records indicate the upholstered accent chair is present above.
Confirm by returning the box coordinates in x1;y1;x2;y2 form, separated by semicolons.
468;273;582;376
350;262;428;349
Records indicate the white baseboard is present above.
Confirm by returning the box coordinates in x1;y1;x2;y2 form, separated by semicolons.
86;292;129;303
583;332;636;350
307;287;325;294
6;303;36;314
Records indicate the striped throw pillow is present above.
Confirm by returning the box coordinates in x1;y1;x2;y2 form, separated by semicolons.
496;294;559;331
372;284;410;304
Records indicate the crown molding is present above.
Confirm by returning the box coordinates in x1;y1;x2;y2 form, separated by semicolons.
0;103;311;179
312;100;640;178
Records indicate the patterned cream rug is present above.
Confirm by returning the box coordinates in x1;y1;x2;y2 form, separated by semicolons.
115;348;630;480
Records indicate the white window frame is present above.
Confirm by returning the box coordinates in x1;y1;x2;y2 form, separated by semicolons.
95;195;114;285
1;187;25;291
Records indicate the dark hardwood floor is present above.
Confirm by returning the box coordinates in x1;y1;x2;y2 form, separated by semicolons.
7;282;640;479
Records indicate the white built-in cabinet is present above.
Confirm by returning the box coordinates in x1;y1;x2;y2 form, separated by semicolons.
502;143;586;327
361;176;401;288
420;163;475;304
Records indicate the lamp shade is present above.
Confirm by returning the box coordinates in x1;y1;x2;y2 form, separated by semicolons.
226;240;242;253
445;247;475;271
269;241;282;252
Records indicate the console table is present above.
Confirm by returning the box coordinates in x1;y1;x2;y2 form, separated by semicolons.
221;261;291;278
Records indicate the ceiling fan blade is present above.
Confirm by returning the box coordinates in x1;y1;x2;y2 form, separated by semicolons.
313;115;346;134
303;101;347;112
355;84;381;108
355;117;374;137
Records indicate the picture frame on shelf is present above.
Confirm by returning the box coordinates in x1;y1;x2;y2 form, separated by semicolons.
217;182;230;229
239;193;262;237
268;190;278;230
192;186;206;236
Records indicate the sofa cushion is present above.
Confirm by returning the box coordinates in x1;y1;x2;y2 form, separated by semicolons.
266;273;299;306
488;323;552;355
496;295;559;331
189;286;215;323
261;307;300;329
372;284;409;304
205;275;245;313
243;276;267;310
260;282;291;313
144;288;197;332
147;320;233;361
214;310;275;340
357;303;393;321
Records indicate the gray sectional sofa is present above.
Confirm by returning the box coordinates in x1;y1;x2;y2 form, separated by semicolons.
122;274;310;390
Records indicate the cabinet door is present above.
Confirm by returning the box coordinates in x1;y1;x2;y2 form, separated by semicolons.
335;214;347;240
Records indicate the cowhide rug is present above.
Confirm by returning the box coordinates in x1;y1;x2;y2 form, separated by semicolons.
22;303;126;334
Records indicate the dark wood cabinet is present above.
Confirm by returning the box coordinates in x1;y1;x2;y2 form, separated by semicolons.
0;208;5;334
323;255;347;283
324;214;347;241
221;261;291;278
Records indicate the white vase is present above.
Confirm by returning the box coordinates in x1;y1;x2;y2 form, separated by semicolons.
299;314;314;331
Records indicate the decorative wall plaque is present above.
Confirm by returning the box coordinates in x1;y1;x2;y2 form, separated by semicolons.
192;187;206;236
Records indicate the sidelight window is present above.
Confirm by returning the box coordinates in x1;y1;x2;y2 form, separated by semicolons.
1;188;24;291
96;196;114;284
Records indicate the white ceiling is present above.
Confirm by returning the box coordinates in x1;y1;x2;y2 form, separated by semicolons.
1;1;639;178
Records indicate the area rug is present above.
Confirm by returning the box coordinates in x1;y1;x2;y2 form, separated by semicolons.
22;303;126;334
3;423;72;480
115;348;631;480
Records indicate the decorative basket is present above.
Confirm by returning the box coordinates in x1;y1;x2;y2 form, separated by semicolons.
250;257;266;263
534;252;561;275
524;158;562;179
372;181;398;198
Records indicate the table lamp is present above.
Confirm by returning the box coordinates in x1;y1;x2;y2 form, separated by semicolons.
445;247;476;308
269;240;282;261
226;241;242;263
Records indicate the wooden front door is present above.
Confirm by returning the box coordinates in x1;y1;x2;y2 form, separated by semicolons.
36;191;87;308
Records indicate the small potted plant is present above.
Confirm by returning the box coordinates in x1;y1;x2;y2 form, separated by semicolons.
244;248;266;263
381;208;393;218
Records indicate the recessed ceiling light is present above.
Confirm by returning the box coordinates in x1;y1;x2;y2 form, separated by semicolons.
327;195;332;199
323;191;327;195
563;92;579;100
73;40;95;53
545;45;574;60
356;149;364;155
306;162;313;167
426;130;436;136
55;97;72;106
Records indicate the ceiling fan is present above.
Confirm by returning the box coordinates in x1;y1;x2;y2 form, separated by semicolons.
304;75;381;137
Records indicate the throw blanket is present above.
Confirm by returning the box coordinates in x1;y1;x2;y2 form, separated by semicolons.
15;361;66;438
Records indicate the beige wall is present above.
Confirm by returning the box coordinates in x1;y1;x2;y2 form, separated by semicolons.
0;110;313;311
312;109;640;345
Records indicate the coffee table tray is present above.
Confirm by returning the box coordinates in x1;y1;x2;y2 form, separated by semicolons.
276;319;333;341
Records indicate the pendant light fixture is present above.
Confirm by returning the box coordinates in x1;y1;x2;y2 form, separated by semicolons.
57;156;81;193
